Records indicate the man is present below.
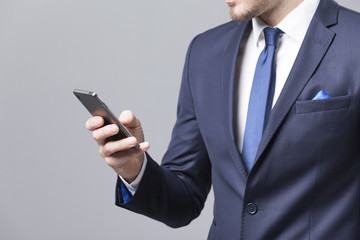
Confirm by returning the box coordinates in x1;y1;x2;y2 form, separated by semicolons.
86;0;360;239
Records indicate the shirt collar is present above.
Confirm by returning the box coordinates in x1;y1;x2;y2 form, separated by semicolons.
252;0;320;46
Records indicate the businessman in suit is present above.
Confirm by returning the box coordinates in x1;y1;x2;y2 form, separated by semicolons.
86;0;360;239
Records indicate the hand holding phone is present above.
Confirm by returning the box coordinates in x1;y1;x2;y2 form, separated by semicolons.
73;89;140;148
74;89;150;182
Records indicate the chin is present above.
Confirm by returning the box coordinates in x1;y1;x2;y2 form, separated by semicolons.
230;8;254;22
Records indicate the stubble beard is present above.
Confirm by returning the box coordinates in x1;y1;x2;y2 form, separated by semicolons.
229;7;254;22
228;1;270;23
229;5;255;22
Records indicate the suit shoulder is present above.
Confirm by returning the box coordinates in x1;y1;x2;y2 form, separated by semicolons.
333;4;360;40
338;5;360;23
194;21;247;41
188;20;247;49
199;21;245;36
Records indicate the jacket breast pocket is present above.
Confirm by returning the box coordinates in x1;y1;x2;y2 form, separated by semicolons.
295;95;351;114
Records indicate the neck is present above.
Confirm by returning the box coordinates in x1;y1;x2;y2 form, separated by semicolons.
260;0;304;27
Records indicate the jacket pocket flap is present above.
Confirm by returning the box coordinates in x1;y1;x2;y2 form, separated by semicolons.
295;95;351;114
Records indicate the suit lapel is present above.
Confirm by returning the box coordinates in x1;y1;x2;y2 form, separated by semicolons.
221;21;251;179
252;0;339;170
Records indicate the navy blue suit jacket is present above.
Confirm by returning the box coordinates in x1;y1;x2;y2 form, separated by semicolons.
116;0;360;239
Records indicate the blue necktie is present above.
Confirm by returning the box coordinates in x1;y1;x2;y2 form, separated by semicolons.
242;27;283;172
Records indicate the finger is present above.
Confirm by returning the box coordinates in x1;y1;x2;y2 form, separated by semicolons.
93;124;119;146
100;136;139;157
119;110;141;129
102;141;150;160
104;141;150;167
86;116;104;131
138;141;150;152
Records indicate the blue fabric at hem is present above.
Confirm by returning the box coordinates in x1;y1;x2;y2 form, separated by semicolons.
120;180;133;204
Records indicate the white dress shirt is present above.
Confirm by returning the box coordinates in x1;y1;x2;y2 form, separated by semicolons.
122;0;320;194
237;0;320;152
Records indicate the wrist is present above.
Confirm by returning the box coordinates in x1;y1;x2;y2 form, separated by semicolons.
118;153;148;194
116;156;144;183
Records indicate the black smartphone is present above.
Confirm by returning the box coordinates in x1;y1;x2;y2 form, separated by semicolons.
73;89;139;148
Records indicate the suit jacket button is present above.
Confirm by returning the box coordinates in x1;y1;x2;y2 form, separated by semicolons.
246;203;258;215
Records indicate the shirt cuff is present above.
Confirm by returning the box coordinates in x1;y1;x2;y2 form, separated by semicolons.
118;153;147;196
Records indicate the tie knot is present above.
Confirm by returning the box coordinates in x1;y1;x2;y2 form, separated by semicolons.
263;27;283;48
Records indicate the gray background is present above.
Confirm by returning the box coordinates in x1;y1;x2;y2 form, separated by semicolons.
1;0;359;239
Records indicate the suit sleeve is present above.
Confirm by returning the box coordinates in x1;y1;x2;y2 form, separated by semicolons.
115;35;212;228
